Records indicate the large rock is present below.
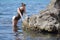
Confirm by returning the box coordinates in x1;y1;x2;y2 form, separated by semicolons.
22;0;60;33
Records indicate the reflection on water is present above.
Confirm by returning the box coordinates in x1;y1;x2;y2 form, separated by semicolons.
13;33;24;40
13;29;60;40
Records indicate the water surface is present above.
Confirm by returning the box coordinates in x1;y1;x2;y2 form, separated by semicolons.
0;0;59;40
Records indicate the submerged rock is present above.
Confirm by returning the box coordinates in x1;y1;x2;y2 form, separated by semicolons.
22;0;60;33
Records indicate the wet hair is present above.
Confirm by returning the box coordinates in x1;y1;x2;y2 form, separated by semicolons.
21;3;26;6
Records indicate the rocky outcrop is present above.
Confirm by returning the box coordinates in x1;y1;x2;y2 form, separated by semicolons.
22;0;60;33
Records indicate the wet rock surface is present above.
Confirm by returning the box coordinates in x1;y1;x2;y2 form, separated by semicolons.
22;0;60;33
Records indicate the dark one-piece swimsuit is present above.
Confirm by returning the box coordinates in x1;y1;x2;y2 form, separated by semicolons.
14;8;24;20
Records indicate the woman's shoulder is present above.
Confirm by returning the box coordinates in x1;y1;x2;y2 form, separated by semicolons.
19;7;23;9
17;7;23;11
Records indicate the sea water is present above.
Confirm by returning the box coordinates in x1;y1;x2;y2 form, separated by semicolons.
0;0;59;40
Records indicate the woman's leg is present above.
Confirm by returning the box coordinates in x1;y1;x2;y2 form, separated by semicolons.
12;14;21;33
12;16;18;33
13;20;18;32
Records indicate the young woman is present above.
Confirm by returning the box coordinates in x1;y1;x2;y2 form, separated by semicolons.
12;3;26;33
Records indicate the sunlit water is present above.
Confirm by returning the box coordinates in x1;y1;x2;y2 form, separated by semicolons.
0;0;59;40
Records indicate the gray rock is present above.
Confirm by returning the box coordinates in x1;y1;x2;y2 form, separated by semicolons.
22;0;60;33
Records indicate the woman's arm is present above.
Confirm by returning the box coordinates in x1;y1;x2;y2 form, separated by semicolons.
17;8;22;17
17;8;21;14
